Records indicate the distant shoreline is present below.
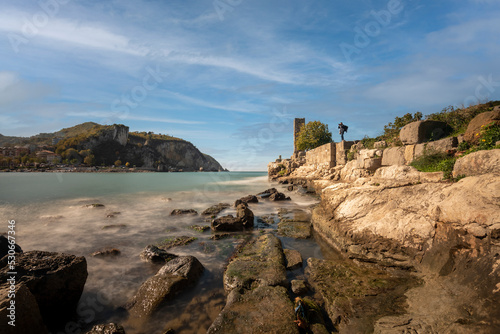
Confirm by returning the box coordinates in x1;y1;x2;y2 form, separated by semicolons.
0;167;229;173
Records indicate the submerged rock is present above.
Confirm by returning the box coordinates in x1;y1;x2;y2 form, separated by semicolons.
284;249;303;270
234;195;258;207
127;256;204;319
189;225;210;232
85;323;126;334
278;210;312;239
257;188;291;201
140;245;177;264
207;286;299;334
156;236;197;249
91;248;121;257
202;203;230;216
223;234;287;292
85;203;105;208
170;209;198;215
0;251;87;329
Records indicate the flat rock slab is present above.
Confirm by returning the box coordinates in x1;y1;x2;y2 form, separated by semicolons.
278;221;312;239
223;234;287;292
0;251;87;329
207;286;299;334
202;203;230;216
284;249;303;270
305;258;416;333
127;256;204;319
156;236;197;249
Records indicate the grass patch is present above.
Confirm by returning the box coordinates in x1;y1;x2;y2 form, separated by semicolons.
410;151;456;180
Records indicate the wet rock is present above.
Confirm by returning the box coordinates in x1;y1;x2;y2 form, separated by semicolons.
127;256;204;319
211;233;231;240
0;251;87;329
236;203;254;228
0;235;22;259
305;258;415;333
85;203;105;208
234;195;258;207
207;286;299;334
202;203;230;216
189;225;210;232
85;323;126;334
258;215;277;225
269;191;291;201
278;221;312;239
0;282;48;334
156;236;197;249
140;245;177;264
170;209;198;215
256;188;279;198
211;215;244;232
91;248;121;257
223;234;287;292
291;280;308;295
102;224;127;230
284;249;303;270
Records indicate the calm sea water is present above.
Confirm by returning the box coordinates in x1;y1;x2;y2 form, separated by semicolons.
0;172;324;333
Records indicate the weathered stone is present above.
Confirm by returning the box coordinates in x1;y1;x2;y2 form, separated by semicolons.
91;248;121;257
127;256;204;319
189;224;210;232
381;147;405;166
291;279;308;295
356;149;382;171
0;235;22;259
464;110;500;144
85;323;126;334
170;209;198;215
85;203;105;208
452;149;500;178
0;251;87;329
0;283;48;334
465;223;487;238
269;191;291;201
424;136;458;154
201;203;230;216
373;165;421;183
284;249;303;270
211;215;244;232
374;140;387;149
140;245;177;264
404;144;416;163
234;195;258;207
207;286;299;334
336;141;355;166
223;234;287;292
236;203;254;228
156;236;197;249
278;221;312;239
400;120;449;145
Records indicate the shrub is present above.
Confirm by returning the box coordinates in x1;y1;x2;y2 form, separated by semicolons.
477;122;500;150
360;136;377;149
410;150;456;180
114;160;122;167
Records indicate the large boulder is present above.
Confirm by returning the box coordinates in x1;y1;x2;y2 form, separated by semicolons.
464;110;500;144
234;195;258;207
236;203;254;228
452;149;500;178
0;251;87;329
356;149;383;171
127;256;204;319
223;234;287;292
0;235;22;259
381;147;405;166
212;204;255;231
400;120;450;145
207;286;299;334
0;283;48;334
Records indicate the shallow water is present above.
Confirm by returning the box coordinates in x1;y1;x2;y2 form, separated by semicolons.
0;172;330;333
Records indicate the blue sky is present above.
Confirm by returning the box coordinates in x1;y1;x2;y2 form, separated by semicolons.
0;0;499;170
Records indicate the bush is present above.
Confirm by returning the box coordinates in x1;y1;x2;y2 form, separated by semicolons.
410;151;456;180
360;136;377;149
295;121;332;151
477;122;500;150
114;160;122;167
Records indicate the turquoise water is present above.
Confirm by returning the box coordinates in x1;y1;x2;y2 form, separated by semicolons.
0;172;321;333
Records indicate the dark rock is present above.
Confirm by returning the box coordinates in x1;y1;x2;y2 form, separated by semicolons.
202;203;230;216
236;203;254;228
211;233;231;240
0;235;22;259
85;323;126;334
400;120;451;145
0;251;87;329
0;282;48;334
127;256;204;319
284;249;303;270
170;209;198;215
223;234;287;292
140;245;177;264
234;195;258;207
269;191;291;201
288;185;294;191
156;236;197;249
85;203;105;208
91;248;121;257
278;221;311;239
211;215;244;232
256;188;279;198
291;280;308;295
207;286;299;334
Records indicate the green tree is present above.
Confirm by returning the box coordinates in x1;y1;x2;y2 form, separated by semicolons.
84;154;96;166
295;121;333;151
114;160;122;167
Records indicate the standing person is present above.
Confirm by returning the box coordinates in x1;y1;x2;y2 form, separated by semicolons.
338;122;348;141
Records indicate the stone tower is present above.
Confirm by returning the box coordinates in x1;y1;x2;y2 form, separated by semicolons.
293;118;305;153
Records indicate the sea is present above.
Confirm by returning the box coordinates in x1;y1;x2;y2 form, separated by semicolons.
0;172;333;333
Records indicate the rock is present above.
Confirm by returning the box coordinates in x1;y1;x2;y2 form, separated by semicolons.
85;203;105;208
452;149;500;178
91;248;121;257
210;233;231;240
236;203;254;228
156;236;197;249
85;323;126;334
207;286;299;334
278;210;312;239
0;283;48;334
211;215;244;232
381;147;405;166
127;256;204;319
465;223;487;238
373;165;421;183
291;280;308;295
223;234;287;292
234;195;258;207
356;149;382;171
102;224;127;230
0;235;22;259
464;110;500;144
201;203;230;216
189;225;210;232
421;136;458;155
0;251;87;329
269;191;291;201
400;120;450;145
340;160;371;181
140;245;177;264
374;140;387;148
170;209;198;215
284;249;303;270
256;188;279;198
305;258;415;333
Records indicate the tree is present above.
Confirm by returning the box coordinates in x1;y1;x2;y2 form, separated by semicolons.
84;154;95;166
114;160;122;167
295;121;333;151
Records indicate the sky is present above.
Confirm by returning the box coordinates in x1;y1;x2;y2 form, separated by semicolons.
0;0;499;171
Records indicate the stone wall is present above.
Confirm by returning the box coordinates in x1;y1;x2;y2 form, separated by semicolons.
305;142;336;168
